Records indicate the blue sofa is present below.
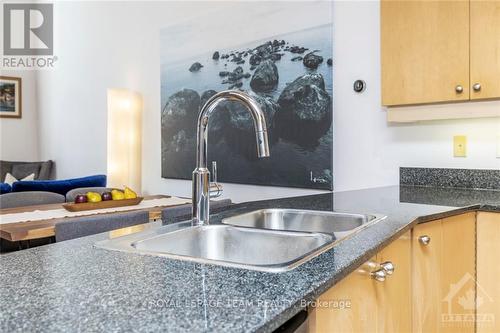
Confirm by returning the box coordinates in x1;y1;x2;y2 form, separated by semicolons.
9;175;107;196
0;183;11;195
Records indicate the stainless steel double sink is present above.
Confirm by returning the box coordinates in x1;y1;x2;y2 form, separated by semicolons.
96;209;385;272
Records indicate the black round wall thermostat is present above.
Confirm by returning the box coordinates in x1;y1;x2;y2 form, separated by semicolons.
353;80;366;93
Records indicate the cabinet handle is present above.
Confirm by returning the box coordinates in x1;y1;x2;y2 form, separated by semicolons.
455;85;464;93
380;261;395;275
371;268;387;282
418;235;431;245
473;83;481;92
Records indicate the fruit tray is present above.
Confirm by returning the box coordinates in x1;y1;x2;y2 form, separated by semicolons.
62;197;144;212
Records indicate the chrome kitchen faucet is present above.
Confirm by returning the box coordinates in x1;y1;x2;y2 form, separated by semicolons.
192;90;270;226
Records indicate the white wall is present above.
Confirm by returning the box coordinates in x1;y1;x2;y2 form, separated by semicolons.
332;1;499;191
0;70;40;161
35;1;499;202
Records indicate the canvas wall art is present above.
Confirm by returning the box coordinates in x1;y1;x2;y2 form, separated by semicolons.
0;76;22;119
161;1;333;190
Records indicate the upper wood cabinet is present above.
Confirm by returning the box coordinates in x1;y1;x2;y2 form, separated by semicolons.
381;0;470;106
381;0;500;107
470;1;500;100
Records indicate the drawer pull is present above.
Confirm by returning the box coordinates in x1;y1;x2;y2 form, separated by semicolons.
380;261;395;275
371;268;387;282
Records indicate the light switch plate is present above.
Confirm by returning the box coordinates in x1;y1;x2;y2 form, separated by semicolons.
454;135;467;157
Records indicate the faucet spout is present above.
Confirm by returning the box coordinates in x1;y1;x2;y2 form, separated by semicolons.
192;90;270;226
255;129;270;158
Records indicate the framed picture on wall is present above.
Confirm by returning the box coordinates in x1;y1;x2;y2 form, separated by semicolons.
0;76;22;119
160;2;333;190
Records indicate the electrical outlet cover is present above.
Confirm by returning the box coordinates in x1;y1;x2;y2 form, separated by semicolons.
454;135;467;157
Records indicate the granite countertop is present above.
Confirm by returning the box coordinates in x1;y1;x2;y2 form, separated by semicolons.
1;185;499;332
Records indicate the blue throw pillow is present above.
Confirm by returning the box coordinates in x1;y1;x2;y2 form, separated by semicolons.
0;182;12;194
12;175;107;196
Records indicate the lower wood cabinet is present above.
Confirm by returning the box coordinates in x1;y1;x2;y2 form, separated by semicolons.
412;218;442;332
308;231;411;333
412;213;476;333
307;211;493;333
477;212;500;333
308;256;380;333
376;231;412;332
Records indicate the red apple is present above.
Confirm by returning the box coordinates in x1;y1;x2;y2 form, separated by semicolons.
74;194;88;204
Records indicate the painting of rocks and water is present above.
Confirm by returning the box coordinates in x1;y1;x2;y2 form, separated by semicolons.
161;2;333;190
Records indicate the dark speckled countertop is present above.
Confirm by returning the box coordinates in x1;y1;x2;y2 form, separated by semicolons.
1;185;499;332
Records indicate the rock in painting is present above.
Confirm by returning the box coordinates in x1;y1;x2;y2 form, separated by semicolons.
289;46;308;54
233;66;244;75
229;82;243;89
226;91;279;132
224;102;253;132
274;74;331;149
200;90;229;143
221;91;280;157
200;89;217;107
286;73;326;91
250;60;279;93
327;58;333;66
212;51;220;60
270;53;282;61
231;56;243;63
250;92;280;129
220;66;249;86
254;42;273;57
249;54;261;66
302;52;323;69
189;62;203;72
161;89;200;138
277;74;329;121
171;130;188;153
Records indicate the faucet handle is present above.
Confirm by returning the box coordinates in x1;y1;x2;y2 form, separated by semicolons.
209;161;223;198
211;161;217;183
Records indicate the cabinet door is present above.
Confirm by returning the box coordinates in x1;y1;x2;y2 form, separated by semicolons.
381;0;470;106
477;212;500;333
412;220;443;333
470;1;500;100
376;231;412;333
440;213;476;333
413;214;476;333
308;257;380;333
